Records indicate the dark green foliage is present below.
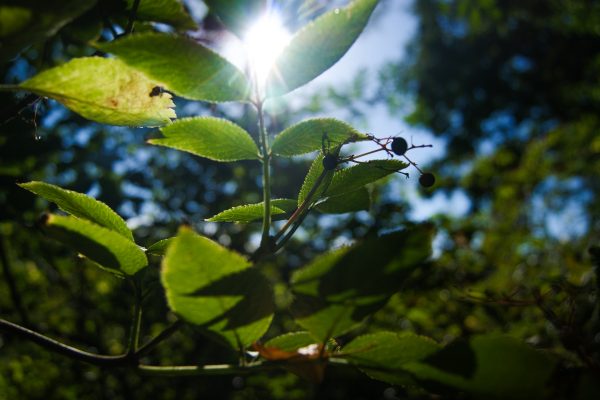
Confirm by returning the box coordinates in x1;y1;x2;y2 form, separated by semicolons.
1;0;598;398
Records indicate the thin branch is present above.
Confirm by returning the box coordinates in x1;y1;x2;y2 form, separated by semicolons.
127;281;143;354
0;318;132;367
138;362;268;376
256;100;272;250
138;358;345;377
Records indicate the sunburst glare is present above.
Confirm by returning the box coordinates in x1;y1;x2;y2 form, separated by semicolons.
243;12;291;94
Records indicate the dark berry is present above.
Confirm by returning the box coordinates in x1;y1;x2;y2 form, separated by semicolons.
419;172;435;188
391;137;408;156
322;154;338;170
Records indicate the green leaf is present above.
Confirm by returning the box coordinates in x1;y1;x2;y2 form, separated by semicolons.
19;57;175;127
271;118;366;157
326;159;408;197
98;33;250;102
264;332;317;352
206;199;297;223
19;181;133;241
126;0;195;30
404;335;558;400
0;0;96;63
146;237;174;256
149;117;259;162
316;187;370;214
291;224;433;340
204;0;265;37
298;157;404;210
44;215;148;276
266;0;379;96
161;227;274;348
344;332;440;386
297;154;334;206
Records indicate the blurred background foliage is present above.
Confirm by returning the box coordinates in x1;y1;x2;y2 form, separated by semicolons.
0;0;598;399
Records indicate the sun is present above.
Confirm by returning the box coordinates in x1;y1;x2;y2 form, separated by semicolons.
243;12;291;94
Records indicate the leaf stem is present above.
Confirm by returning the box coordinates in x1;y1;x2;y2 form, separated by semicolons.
138;362;269;376
138;358;348;377
256;100;272;250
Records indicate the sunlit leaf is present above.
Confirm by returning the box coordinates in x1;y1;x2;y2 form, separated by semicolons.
161;227;274;348
404;335;558;400
125;0;195;30
271;118;366;157
203;0;265;37
19;181;133;241
266;0;379;96
0;0;95;63
206;199;297;223
149;117;259;161
327;160;407;197
19;57;175;126
343;332;440;386
44;214;148;276
98;33;250;102
291;224;433;340
316;187;370;214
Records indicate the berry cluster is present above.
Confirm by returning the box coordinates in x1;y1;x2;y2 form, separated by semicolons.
320;134;435;188
390;137;435;188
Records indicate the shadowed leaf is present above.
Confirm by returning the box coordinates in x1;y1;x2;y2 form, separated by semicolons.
146;237;174;256
316;187;370;214
203;0;265;37
291;224;433;340
98;33;250;102
161;227;274;348
344;332;440;386
125;0;195;30
404;335;558;400
0;0;95;63
44;215;147;276
267;0;379;96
